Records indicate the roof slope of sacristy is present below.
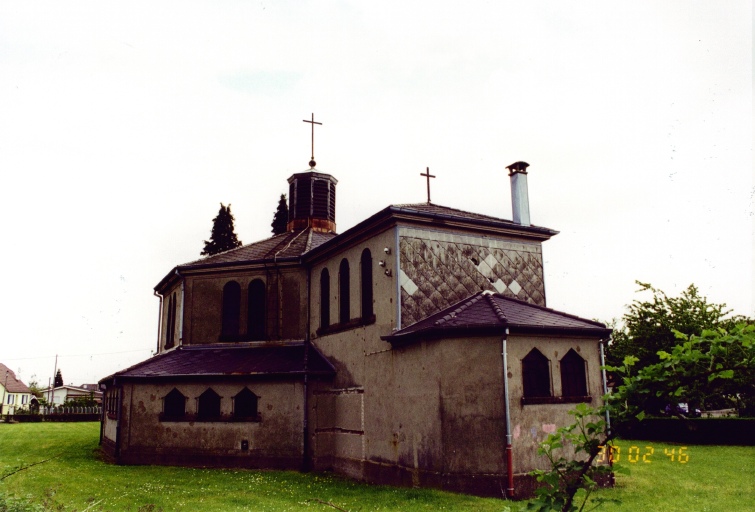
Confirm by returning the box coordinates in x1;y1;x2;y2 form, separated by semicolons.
383;291;611;345
100;343;336;384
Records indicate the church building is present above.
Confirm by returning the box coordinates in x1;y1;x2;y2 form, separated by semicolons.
100;137;611;498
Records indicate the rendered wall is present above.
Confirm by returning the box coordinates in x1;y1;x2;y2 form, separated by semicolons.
171;267;308;346
113;380;304;468
506;335;605;473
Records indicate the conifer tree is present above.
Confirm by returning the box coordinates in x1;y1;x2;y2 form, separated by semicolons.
54;369;63;387
201;203;243;256
271;194;288;235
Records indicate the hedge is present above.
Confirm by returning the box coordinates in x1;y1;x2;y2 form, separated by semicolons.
616;417;755;445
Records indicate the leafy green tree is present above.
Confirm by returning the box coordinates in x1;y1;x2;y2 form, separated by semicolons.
54;369;63;387
201;203;243;256
605;281;746;410
27;376;43;398
271;194;288;235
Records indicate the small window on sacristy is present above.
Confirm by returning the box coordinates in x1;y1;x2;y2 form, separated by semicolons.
163;388;187;418
197;388;221;419
522;348;551;398
233;388;259;419
560;349;588;397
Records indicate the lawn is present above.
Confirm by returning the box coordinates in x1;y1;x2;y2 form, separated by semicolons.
0;422;752;511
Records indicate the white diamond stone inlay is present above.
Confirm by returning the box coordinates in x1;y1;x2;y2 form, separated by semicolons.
400;269;418;295
508;279;522;296
492;278;507;294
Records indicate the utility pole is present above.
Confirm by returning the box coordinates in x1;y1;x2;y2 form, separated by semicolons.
49;355;57;407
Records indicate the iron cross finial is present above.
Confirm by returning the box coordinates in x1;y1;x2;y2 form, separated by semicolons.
420;167;436;203
303;113;322;168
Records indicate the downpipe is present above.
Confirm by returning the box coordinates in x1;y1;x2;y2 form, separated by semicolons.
502;329;515;498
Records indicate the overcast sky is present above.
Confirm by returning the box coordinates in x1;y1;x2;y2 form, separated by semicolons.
1;1;752;387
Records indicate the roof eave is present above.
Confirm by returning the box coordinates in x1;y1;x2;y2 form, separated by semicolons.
383;324;612;347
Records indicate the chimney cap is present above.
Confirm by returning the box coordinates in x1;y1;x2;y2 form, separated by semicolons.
506;161;530;175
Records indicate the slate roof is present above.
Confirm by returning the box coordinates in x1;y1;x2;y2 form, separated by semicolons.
99;343;335;384
181;228;337;269
387;203;558;236
383;291;611;345
0;363;31;394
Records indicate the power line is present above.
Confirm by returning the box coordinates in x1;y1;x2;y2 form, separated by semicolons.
3;348;153;361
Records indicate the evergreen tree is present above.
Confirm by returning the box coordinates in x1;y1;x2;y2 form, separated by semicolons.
54;369;63;387
271;194;288;235
201;203;243;256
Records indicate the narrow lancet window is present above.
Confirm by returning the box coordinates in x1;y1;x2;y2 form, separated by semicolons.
248;279;266;341
221;281;241;339
360;249;373;320
522;348;551;398
560;349;588;397
339;259;350;324
320;268;330;329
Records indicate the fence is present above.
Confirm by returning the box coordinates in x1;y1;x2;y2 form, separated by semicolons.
3;406;102;423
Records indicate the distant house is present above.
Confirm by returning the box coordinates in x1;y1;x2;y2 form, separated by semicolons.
0;363;33;415
43;385;103;406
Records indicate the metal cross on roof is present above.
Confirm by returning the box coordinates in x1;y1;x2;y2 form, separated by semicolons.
420;167;436;203
303;113;322;168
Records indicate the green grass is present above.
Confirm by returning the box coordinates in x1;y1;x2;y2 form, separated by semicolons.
585;441;755;512
0;423;502;511
1;423;753;511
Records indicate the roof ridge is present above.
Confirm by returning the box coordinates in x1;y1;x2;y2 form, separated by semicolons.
434;292;485;326
273;229;308;261
484;292;508;324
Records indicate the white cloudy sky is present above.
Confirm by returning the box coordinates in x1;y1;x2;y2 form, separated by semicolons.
1;1;752;387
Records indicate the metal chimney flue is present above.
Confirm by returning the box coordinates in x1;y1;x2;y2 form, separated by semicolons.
507;161;530;226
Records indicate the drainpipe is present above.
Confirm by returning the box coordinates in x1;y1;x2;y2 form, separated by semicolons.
394;226;401;329
175;269;185;346
114;377;123;460
99;383;106;444
154;290;164;353
599;339;611;434
502;329;515;498
302;264;311;472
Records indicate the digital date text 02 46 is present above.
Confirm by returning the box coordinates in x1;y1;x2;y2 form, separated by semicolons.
597;445;690;464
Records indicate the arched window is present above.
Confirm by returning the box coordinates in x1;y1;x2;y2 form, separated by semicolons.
197;388;221;419
221;281;241;339
522;349;551;398
339;259;350;324
320;268;330;329
360;249;373;320
248;279;266;341
560;349;588;397
233;388;259;419
163;388;186;418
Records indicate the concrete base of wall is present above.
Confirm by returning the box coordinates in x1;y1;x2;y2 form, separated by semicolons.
100;441;301;470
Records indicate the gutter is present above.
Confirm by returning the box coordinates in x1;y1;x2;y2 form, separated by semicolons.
501;329;515;498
